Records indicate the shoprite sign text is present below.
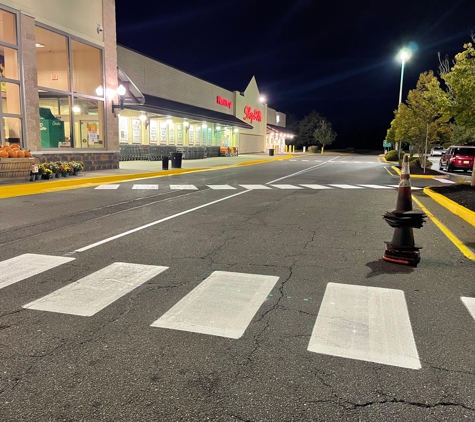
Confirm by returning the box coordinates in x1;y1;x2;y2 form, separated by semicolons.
217;96;232;108
243;105;262;123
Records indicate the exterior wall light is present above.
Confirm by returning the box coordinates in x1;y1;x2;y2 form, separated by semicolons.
96;85;104;96
112;84;127;115
139;114;147;122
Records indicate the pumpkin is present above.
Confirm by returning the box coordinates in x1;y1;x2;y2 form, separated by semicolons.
8;149;18;158
10;144;20;149
0;149;8;158
16;150;25;158
23;150;32;157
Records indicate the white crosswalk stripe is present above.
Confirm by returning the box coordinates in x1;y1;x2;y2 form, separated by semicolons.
170;184;198;190
388;185;422;190
0;252;469;366
308;283;421;369
132;184;159;189
95;184;120;189
328;184;364;189
239;184;272;190
0;254;75;290
461;297;475;321
151;271;279;339
357;184;394;189
207;185;236;190
299;184;332;189
270;184;304;189
24;263;168;316
91;183;431;191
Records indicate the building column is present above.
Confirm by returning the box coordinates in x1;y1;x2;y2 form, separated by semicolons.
20;12;40;151
103;0;119;156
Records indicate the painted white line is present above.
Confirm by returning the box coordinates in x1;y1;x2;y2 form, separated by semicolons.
270;184;304;189
461;297;475;321
357;184;394;189
170;185;198;190
434;178;455;184
302;160;309;161
95;185;120;190
266;156;341;184
328;184;364;189
151;271;279;339
240;184;272;190
75;190;249;252
387;185;422;190
24;262;168;316
0;254;75;290
299;184;332;189
289;159;297;161
308;283;420;369
207;185;237;190
132;184;159;189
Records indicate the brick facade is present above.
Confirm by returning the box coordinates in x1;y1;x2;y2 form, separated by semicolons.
33;152;119;170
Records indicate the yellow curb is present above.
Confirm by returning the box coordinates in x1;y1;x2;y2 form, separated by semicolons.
412;195;475;260
0;154;296;199
390;165;440;179
423;187;475;228
384;167;396;176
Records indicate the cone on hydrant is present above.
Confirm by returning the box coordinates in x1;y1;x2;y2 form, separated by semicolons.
383;154;427;266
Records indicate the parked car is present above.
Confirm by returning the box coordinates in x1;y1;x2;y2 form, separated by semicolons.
439;146;475;172
430;146;445;156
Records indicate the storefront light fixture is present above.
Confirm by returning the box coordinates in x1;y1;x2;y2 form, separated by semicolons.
96;85;104;96
166;119;173;126
112;84;127;115
259;96;266;104
139;113;147;122
233;128;239;133
73;105;81;113
202;123;207;129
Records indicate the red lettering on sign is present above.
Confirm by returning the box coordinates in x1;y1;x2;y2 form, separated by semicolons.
217;95;232;108
243;105;262;123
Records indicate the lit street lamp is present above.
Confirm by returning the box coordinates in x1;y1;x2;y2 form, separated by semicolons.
397;48;411;159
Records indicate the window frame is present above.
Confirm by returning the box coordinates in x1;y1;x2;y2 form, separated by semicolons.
35;23;106;150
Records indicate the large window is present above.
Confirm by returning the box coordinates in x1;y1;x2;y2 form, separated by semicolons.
36;26;104;149
0;8;21;145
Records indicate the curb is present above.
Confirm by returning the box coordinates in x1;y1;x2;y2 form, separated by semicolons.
0;154;295;199
423;187;475;228
390;165;444;179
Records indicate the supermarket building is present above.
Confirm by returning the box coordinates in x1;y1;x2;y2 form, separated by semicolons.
0;0;292;170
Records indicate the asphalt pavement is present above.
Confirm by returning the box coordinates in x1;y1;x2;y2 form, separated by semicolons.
0;153;474;421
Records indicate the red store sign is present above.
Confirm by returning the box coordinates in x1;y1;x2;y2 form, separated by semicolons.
217;95;232;109
243;105;262;123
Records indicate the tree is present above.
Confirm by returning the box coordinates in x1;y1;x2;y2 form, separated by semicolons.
438;36;475;185
295;111;324;148
438;40;475;129
313;120;337;153
387;71;450;157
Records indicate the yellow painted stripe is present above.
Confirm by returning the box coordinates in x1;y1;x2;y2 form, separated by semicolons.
384;167;395;176
412;195;475;260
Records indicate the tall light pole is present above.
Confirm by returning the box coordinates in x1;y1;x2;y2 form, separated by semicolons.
397;48;411;159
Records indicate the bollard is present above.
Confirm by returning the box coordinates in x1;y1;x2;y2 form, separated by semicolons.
382;154;427;266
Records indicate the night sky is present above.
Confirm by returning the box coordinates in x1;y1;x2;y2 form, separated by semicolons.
115;0;474;148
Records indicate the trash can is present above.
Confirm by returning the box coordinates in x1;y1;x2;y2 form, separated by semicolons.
171;152;183;169
269;148;274;157
162;156;169;170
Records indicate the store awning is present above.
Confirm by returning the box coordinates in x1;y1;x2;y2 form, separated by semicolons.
267;123;296;135
124;94;253;130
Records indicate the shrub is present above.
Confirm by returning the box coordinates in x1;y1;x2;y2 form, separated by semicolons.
409;156;432;168
385;150;400;161
308;145;319;153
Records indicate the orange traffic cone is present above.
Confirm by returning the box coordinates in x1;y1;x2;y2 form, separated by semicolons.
383;154;426;266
